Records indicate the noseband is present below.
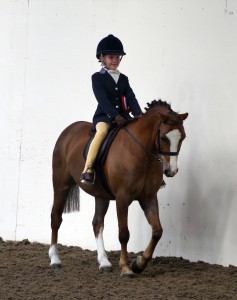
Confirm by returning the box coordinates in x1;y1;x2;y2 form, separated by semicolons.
159;149;179;156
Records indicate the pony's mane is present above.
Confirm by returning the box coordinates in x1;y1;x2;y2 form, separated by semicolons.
144;99;173;113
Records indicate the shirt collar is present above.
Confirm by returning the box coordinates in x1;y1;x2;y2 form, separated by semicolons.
103;67;120;74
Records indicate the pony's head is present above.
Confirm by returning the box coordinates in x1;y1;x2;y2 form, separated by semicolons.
158;112;188;177
145;100;188;177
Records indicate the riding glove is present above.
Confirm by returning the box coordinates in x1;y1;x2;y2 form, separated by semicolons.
114;115;127;126
134;113;143;119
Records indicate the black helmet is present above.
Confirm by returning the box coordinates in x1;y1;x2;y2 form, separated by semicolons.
96;34;126;59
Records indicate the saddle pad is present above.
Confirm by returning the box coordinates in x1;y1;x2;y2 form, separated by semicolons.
84;126;121;198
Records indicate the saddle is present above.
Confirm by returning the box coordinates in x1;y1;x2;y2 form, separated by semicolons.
84;125;121;198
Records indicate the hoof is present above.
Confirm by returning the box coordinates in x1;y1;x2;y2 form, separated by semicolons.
120;271;137;279
131;258;144;274
99;266;113;273
50;263;62;270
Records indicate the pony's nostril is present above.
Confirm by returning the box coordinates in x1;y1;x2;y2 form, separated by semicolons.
164;169;178;177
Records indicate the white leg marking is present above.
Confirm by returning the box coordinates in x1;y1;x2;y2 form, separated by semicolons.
96;228;112;269
49;244;62;266
166;129;181;173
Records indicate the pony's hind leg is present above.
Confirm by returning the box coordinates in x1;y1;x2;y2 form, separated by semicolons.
49;183;72;270
92;197;112;271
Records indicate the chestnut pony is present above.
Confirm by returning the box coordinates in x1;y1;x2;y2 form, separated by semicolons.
49;100;188;277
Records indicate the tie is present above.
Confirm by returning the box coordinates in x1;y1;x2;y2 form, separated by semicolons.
108;69;120;75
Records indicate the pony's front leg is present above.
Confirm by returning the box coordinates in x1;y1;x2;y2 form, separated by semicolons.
116;198;135;278
132;196;163;274
93;197;112;271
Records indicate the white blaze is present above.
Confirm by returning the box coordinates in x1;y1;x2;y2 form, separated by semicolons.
166;129;181;172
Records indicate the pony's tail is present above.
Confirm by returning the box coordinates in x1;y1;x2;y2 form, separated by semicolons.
63;183;80;213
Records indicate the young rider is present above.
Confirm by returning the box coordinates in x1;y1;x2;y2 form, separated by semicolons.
80;34;143;185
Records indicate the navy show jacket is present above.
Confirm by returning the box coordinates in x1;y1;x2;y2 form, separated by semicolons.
92;68;142;126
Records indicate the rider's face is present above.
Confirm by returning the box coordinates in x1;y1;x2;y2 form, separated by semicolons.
102;55;122;70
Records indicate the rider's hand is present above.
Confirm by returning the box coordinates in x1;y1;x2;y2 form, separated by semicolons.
114;115;127;126
134;113;143;119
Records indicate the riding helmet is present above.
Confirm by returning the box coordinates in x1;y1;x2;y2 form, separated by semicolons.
96;34;126;59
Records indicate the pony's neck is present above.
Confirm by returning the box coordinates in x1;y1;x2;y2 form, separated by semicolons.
145;109;163;142
132;110;163;149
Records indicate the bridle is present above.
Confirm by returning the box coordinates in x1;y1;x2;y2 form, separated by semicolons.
159;149;180;156
124;120;183;160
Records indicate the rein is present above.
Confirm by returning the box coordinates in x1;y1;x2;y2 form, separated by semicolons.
124;127;162;162
124;126;180;159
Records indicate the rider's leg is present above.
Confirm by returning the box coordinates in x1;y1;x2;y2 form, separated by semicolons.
80;122;110;184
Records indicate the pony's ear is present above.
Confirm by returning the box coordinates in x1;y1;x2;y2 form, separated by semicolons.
158;112;169;123
179;113;188;121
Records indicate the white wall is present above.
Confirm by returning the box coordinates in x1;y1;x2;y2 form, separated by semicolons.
0;0;237;267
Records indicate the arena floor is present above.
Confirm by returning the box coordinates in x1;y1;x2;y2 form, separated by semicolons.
0;239;236;299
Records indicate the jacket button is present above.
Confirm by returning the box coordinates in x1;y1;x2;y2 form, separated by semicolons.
115;87;118;90
116;105;119;109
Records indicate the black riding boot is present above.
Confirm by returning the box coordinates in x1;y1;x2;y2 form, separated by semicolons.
80;167;95;185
